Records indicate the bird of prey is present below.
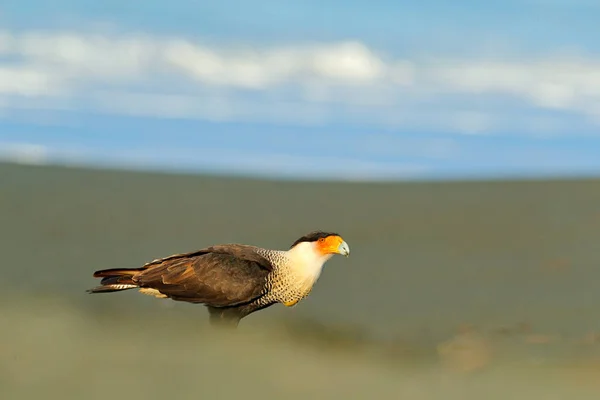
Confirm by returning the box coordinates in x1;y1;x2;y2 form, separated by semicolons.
87;231;350;328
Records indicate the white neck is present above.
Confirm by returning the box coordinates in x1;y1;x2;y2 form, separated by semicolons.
284;241;333;282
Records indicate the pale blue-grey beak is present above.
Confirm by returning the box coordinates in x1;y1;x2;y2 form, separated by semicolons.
338;241;350;257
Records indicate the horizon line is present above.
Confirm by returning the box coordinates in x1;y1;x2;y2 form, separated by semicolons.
2;157;599;185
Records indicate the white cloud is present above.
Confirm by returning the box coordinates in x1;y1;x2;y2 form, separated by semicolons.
427;59;600;113
0;66;62;96
1;28;600;133
0;142;49;165
163;40;387;88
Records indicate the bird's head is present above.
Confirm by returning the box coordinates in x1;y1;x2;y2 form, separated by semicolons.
290;231;350;258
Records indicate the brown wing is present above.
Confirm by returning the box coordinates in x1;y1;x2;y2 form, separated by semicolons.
132;244;273;307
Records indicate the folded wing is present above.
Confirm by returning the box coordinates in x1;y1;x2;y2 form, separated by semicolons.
133;244;273;307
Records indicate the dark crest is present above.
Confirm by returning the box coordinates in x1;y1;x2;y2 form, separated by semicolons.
290;230;340;248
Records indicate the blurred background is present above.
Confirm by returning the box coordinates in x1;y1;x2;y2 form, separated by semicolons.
2;1;600;398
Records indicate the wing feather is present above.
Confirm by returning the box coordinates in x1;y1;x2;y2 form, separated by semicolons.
133;244;273;307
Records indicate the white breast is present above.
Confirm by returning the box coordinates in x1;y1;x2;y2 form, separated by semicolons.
258;242;334;304
284;241;333;290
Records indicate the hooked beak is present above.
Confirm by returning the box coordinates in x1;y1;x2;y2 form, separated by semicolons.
338;241;350;257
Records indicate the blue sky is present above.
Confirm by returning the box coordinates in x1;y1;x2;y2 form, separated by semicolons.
1;0;599;180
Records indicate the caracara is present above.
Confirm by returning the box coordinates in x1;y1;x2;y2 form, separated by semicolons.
87;231;349;327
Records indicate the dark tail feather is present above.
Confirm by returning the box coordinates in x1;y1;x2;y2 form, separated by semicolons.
87;268;142;294
92;268;143;278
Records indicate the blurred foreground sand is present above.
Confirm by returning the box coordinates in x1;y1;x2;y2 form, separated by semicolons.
2;294;600;399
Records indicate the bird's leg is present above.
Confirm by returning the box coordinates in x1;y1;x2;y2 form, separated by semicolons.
207;306;241;330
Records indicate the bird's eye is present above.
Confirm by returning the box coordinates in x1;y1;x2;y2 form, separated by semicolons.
318;238;325;242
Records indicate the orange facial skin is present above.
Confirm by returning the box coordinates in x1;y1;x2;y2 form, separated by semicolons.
316;235;349;256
